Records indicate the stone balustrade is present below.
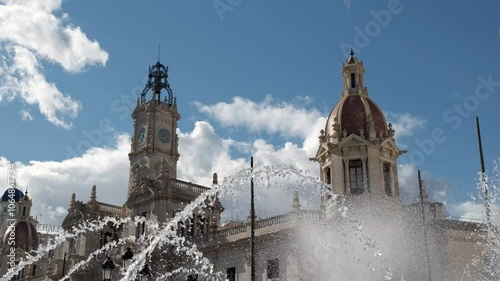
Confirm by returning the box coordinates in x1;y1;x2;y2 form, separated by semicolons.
98;203;126;216
213;210;324;239
170;178;210;194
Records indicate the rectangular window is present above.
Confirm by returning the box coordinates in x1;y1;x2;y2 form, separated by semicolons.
177;221;185;236
141;212;147;236
349;160;364;194
226;267;236;281
383;162;392;196
187;274;198;281
350;73;356;88
267;259;279;279
324;168;331;184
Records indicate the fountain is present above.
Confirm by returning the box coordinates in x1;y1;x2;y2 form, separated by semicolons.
462;162;500;280
1;161;500;281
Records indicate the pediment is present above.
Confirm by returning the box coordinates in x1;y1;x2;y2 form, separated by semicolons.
338;134;369;146
381;137;401;152
314;142;329;160
127;185;156;205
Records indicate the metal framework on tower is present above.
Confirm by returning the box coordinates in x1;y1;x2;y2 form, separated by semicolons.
140;61;174;105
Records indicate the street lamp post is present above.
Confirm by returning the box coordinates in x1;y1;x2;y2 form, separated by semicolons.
121;247;134;269
102;257;116;281
138;264;152;281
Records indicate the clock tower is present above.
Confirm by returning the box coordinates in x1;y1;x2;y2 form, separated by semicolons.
127;61;180;199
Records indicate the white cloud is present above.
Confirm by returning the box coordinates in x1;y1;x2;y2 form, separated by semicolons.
447;201;490;222
193;95;323;139
0;0;108;72
385;111;426;140
0;134;130;225
192;95;326;157
448;168;500;223
177;121;249;185
1;46;81;128
19;109;33;121
0;0;108;128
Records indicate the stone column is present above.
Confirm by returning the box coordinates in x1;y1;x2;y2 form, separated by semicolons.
361;157;369;193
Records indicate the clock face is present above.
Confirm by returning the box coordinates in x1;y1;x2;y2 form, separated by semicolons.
137;128;146;144
157;128;170;143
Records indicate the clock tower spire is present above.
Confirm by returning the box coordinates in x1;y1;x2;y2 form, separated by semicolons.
127;60;180;197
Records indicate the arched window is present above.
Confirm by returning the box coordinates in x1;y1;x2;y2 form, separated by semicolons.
350;73;356;88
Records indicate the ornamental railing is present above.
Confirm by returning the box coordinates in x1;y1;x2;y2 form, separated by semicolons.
170;178;210;194
215;224;247;238
98;202;126;216
214;210;324;239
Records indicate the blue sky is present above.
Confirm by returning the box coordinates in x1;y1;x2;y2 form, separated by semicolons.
0;0;499;224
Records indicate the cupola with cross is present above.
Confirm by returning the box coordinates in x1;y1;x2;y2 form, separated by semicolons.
314;51;406;204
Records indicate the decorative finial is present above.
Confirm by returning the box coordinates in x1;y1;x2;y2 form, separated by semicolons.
292;190;301;210
71;193;76;208
212;173;218;185
359;128;364;137
388;123;395;138
91;185;96;201
350;48;354;56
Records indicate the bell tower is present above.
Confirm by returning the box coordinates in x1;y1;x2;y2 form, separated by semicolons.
314;50;405;205
128;61;180;197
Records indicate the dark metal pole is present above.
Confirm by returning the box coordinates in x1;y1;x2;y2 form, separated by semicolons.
61;252;67;278
250;157;256;281
418;170;433;281
476;116;491;225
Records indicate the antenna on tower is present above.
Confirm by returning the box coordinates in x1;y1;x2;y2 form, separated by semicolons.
158;45;161;62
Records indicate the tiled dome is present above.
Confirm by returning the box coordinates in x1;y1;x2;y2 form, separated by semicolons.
1;187;24;202
325;95;388;138
2;221;39;251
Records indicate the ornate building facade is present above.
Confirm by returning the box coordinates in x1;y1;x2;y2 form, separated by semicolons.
0;53;492;280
